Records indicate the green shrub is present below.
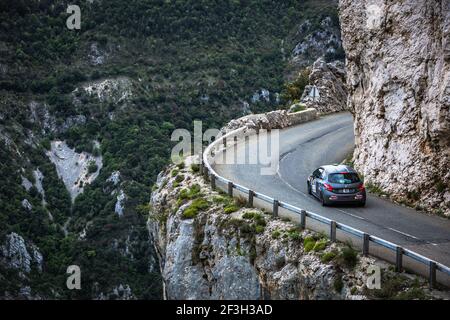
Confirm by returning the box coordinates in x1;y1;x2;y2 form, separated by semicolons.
303;236;315;246
287;229;301;241
182;198;209;219
87;250;96;258
178;184;201;201
304;241;315;252
281;68;310;103
224;218;243;229
224;204;239;214
366;274;410;299
190;163;200;173
182;207;198;219
41;138;51;150
313;239;327;252
436;180;446;193
253;214;266;226
173;174;185;187
92;147;101;157
255;225;265;234
87;161;98;174
338;246;358;268
212;195;233;205
171;169;179;177
240;223;255;234
316;231;328;241
396;287;427;300
242;211;256;220
177;162;185;169
321;251;337;263
333;274;343;292
178;189;189;200
272;230;281;239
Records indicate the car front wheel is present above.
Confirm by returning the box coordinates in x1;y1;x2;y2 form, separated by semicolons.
307;181;312;195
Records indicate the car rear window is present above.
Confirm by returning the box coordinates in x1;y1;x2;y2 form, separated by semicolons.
328;173;360;184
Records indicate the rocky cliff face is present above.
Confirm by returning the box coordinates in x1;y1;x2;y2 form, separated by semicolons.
298;58;348;114
339;0;450;215
0;233;44;299
148;157;439;300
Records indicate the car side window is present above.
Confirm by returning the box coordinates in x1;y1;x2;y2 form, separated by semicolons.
312;169;320;178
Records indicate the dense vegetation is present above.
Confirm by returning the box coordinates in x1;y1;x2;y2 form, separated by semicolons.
0;0;340;298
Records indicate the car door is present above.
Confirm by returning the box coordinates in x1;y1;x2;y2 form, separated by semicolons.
315;168;325;196
311;168;323;196
317;169;327;196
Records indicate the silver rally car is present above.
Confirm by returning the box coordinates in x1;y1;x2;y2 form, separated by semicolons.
307;165;366;207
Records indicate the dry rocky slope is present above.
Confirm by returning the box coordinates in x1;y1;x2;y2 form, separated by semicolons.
339;0;450;215
148;157;445;300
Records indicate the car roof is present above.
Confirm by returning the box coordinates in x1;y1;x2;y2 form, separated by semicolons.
320;164;357;174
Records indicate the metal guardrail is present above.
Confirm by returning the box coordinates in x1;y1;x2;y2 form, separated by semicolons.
202;125;450;289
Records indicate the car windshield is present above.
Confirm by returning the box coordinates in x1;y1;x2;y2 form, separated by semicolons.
328;173;360;184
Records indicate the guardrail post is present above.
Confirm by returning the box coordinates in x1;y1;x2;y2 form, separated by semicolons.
300;210;306;230
363;233;370;256
330;221;336;242
273;200;279;217
202;127;450;288
395;246;403;272
227;181;233;197
429;261;436;289
202;165;208;178
248;190;254;207
210;174;216;190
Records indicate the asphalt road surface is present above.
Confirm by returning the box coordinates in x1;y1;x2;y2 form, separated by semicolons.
215;112;450;267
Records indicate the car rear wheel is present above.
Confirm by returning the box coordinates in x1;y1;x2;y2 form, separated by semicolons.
321;192;328;206
358;201;366;207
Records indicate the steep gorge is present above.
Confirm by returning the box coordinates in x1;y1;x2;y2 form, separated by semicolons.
0;0;344;299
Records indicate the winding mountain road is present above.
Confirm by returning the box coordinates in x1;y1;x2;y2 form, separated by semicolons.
214;112;450;268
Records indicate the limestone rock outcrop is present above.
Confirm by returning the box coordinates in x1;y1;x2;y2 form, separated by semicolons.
148;157;439;300
222;110;292;133
222;108;318;134
46;140;102;201
299;58;348;114
0;233;43;275
339;0;450;215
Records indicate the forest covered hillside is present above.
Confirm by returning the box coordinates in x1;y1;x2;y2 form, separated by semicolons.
0;0;342;299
